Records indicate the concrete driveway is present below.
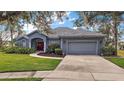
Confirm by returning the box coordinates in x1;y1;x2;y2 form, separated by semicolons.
43;55;124;81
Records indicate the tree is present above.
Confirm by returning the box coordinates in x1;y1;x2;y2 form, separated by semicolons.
0;11;67;47
0;32;2;47
74;11;124;56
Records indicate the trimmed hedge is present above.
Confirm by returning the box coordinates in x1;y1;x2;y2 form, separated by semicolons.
4;47;35;54
101;46;116;56
47;43;60;53
0;47;5;52
55;48;62;55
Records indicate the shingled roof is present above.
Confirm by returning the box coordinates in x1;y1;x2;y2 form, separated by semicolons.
17;27;106;40
47;27;106;38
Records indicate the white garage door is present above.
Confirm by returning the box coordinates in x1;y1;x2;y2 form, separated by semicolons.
68;42;97;55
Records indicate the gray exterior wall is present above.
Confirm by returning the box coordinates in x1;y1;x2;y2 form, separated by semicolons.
47;38;60;46
61;37;104;55
16;31;104;55
16;31;47;52
28;32;47;52
16;37;29;48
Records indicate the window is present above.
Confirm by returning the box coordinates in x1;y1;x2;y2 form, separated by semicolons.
22;40;26;47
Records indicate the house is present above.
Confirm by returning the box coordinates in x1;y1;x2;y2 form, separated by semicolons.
16;27;105;55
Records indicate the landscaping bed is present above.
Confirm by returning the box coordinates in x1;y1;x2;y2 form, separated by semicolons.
40;43;65;58
38;52;65;58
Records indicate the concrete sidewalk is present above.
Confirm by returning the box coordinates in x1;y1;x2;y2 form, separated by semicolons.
0;71;52;79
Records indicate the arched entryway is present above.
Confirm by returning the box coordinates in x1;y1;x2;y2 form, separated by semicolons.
31;38;44;51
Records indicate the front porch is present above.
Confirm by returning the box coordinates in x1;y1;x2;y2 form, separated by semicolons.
29;38;47;52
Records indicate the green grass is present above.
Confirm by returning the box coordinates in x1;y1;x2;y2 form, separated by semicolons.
106;57;124;68
0;52;61;72
0;78;43;81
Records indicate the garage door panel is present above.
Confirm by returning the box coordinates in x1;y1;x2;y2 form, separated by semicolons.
68;42;97;55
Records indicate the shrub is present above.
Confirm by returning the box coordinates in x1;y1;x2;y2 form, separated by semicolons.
0;47;5;52
4;47;16;53
4;47;35;54
47;43;60;53
101;46;116;56
46;48;53;54
55;48;62;55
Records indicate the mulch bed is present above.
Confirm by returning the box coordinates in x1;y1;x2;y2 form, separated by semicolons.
38;53;65;58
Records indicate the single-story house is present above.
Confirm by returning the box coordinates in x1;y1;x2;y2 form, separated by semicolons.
16;27;105;55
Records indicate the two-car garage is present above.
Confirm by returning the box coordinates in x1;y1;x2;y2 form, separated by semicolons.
65;40;99;55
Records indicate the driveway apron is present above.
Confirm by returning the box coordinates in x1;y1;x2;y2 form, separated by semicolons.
43;55;124;81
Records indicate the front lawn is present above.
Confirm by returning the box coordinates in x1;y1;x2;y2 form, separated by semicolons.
106;57;124;68
0;78;43;81
0;52;61;72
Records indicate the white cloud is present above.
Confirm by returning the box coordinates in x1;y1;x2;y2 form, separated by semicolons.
66;11;71;16
23;24;37;33
51;15;58;21
58;21;65;24
82;26;87;30
69;18;76;21
73;27;77;29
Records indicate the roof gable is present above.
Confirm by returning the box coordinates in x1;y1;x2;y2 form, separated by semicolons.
16;36;28;40
27;30;47;37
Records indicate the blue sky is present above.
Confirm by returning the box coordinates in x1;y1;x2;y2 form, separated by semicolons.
50;11;79;29
23;11;79;33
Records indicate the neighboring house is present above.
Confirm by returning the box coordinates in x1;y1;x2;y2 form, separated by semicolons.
16;27;105;55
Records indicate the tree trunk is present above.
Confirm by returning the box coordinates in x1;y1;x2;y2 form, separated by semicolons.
115;26;118;56
113;19;118;56
111;12;118;56
82;12;89;30
10;29;14;47
0;37;2;47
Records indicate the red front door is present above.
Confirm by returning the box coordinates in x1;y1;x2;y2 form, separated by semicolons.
37;42;44;51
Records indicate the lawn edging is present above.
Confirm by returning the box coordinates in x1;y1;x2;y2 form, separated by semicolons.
104;57;124;69
30;53;64;60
